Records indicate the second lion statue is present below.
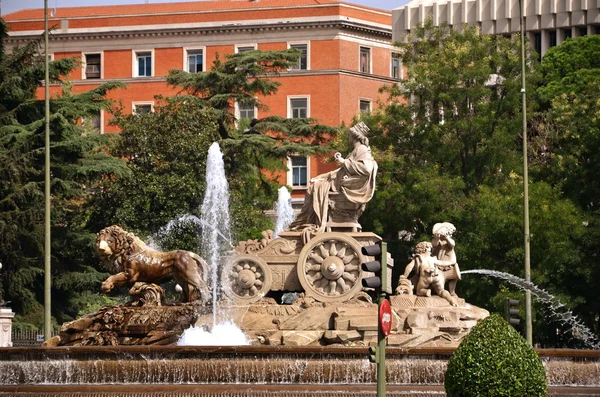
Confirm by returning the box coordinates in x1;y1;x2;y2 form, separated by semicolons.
96;225;210;303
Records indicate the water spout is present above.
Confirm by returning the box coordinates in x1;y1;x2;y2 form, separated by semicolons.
200;142;232;327
273;186;294;238
463;269;600;349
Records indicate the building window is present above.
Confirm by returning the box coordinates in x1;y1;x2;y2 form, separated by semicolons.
133;102;153;114
549;30;557;48
186;49;204;73
236;45;256;53
579;27;588;36
236;101;256;120
82;110;102;133
84;53;101;79
289;155;309;188
359;47;371;73
391;53;401;79
359;99;371;113
289;43;308;70
289;97;308;118
533;32;542;60
563;28;572;40
134;51;152;77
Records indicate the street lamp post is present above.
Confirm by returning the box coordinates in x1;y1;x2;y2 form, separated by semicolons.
519;0;533;346
44;0;52;341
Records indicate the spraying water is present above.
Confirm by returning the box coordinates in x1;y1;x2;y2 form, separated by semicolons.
273;186;294;238
200;142;232;327
463;269;600;349
152;214;233;250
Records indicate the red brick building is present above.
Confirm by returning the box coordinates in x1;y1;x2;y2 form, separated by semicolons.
4;0;396;203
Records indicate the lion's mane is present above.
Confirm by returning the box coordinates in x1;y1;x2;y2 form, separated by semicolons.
95;225;147;274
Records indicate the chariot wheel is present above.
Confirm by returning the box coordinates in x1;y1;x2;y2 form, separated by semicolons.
222;255;272;304
297;233;364;303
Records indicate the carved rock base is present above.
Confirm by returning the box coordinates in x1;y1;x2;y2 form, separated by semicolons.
52;295;488;348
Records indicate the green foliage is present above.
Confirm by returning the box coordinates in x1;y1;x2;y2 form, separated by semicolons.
0;18;128;324
533;36;600;211
361;22;595;346
87;96;219;235
445;314;547;397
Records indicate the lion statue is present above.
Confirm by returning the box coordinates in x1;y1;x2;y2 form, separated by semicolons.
95;225;209;304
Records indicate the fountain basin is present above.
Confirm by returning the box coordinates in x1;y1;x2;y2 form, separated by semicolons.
1;346;599;389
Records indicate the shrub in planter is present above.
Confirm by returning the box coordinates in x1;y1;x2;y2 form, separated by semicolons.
445;313;547;397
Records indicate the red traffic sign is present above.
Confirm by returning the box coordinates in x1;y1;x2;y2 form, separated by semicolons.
379;298;392;336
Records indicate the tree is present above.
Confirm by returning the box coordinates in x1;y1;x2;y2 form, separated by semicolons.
360;22;593;345
0;19;128;325
533;36;600;211
530;35;600;335
361;22;537;255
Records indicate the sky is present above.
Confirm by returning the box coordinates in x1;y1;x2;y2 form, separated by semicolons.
2;0;411;16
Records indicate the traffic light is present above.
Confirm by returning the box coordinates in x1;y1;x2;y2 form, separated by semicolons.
368;345;378;363
505;298;520;328
361;241;387;292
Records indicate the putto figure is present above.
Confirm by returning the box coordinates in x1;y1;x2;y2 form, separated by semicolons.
396;241;457;306
96;225;209;304
289;122;377;236
431;222;461;297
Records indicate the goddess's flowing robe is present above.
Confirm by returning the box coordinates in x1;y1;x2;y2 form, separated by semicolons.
290;143;377;229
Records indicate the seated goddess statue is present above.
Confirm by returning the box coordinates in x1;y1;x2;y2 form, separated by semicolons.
289;122;377;237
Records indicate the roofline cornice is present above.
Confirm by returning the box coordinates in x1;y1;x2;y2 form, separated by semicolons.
6;20;391;44
6;2;391;23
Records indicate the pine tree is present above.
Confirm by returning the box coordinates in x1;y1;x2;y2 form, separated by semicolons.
0;19;129;325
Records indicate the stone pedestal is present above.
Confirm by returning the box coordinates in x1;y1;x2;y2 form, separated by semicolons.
0;308;15;347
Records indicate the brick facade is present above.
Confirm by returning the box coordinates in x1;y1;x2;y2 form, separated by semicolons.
4;0;396;203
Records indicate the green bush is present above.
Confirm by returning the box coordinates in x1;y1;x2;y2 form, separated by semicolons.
445;313;547;397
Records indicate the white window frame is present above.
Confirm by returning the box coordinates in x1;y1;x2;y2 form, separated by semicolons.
288;96;310;119
82;52;103;80
359;98;372;113
184;47;206;73
132;101;154;114
132;49;154;78
287;155;310;190
287;41;310;71
235;44;257;53
235;100;258;121
391;52;402;80
359;46;372;74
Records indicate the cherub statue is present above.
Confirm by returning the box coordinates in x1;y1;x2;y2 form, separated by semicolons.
431;222;461;297
396;241;457;306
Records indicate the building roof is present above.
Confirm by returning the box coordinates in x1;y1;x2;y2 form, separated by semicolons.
3;0;390;21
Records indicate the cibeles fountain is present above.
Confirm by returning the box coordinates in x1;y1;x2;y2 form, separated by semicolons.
50;122;488;349
1;123;600;396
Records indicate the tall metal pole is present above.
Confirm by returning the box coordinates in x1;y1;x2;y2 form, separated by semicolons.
44;0;52;341
377;293;386;397
519;0;532;345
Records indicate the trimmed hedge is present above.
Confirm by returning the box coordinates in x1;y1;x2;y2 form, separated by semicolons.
445;313;547;397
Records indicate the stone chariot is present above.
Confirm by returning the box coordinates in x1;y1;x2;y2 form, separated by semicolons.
223;230;386;304
222;122;388;304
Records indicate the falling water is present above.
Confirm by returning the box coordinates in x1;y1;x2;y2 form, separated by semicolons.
463;269;600;349
200;142;232;327
273;186;294;238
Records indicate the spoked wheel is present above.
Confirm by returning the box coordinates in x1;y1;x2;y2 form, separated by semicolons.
222;255;272;304
297;232;364;303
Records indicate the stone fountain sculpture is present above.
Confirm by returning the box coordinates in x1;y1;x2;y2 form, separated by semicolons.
51;123;488;347
50;226;210;346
